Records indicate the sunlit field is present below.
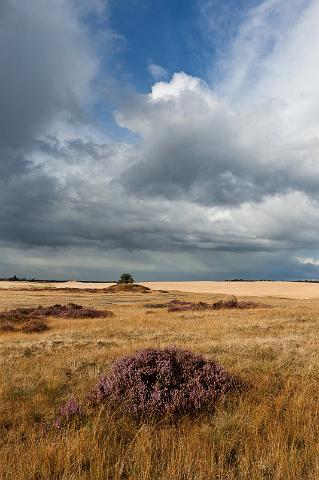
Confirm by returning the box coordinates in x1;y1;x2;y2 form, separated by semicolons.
1;284;318;480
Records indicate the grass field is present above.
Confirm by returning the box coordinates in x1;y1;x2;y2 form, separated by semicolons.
0;285;318;479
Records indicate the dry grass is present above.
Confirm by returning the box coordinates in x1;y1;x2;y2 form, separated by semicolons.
0;287;318;479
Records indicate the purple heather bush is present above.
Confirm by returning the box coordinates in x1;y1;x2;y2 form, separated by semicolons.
0;303;109;322
0;303;112;334
90;347;239;419
55;397;82;428
167;297;259;312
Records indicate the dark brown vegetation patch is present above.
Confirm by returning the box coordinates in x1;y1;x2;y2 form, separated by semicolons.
143;303;168;309
0;321;15;332
0;303;112;333
106;283;151;294
21;319;50;333
0;303;108;321
167;296;264;312
141;296;265;313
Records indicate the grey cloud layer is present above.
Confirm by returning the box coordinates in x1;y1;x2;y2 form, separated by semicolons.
118;72;319;206
0;0;97;247
0;0;96;149
1;0;319;278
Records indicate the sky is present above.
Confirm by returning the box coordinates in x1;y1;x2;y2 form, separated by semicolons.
1;0;319;281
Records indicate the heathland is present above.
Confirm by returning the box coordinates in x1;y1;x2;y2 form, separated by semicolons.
0;282;318;479
2;280;319;299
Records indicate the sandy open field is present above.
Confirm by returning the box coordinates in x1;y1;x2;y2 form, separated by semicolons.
1;280;319;299
144;281;319;299
1;284;318;479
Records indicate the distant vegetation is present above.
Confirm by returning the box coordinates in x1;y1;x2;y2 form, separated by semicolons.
1;275;318;283
0;303;111;333
166;297;263;311
0;275;67;283
0;276;116;283
143;297;267;311
107;283;151;293
117;273;134;284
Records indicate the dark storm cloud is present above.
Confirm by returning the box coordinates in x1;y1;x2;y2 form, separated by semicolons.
0;1;96;150
0;0;97;248
0;173;60;245
1;0;319;280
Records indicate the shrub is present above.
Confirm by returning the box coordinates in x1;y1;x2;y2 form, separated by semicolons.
167;300;209;312
0;303;109;321
143;303;167;309
106;284;151;293
90;347;239;419
21;319;50;333
30;303;108;318
118;273;134;284
0;303;111;334
55;397;82;428
167;297;260;312
0;322;16;332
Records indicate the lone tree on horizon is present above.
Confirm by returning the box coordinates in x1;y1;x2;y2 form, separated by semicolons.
118;273;134;284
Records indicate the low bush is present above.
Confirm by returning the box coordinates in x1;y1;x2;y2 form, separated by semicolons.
55;397;83;429
167;297;260;312
21;319;50;333
0;303;109;321
0;303;111;334
89;347;239;419
143;303;167;309
106;284;151;293
0;321;16;332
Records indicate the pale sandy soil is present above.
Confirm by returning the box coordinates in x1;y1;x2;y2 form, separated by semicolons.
143;281;319;299
0;281;114;290
1;280;319;298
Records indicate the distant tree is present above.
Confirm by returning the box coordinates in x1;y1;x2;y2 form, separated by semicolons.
118;273;134;284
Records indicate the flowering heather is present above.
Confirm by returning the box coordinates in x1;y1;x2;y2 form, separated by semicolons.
167;297;260;312
0;303;112;333
0;303;111;322
55;397;82;429
90;348;239;419
0;303;110;321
